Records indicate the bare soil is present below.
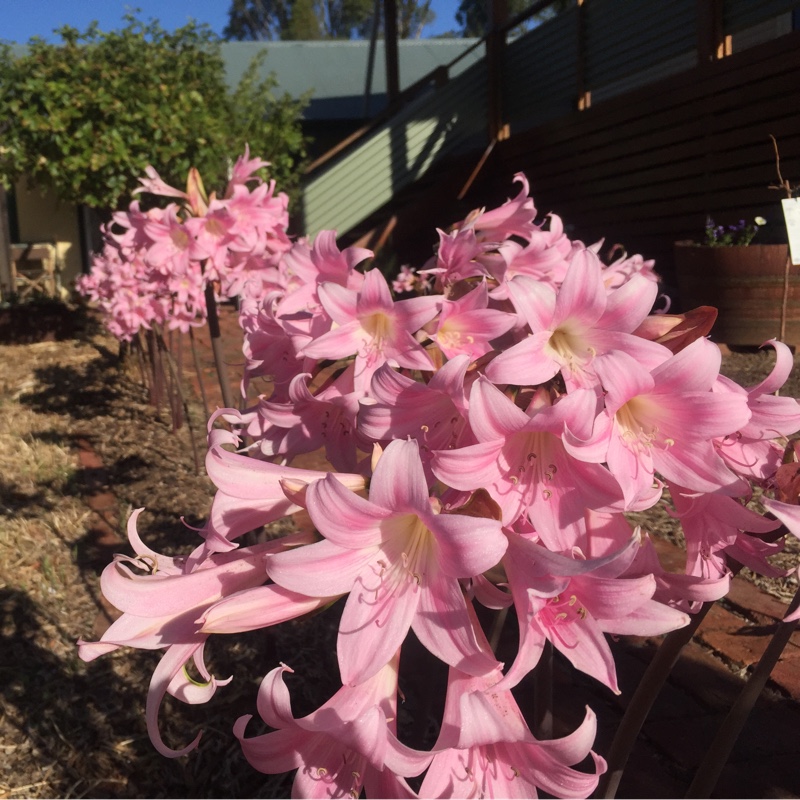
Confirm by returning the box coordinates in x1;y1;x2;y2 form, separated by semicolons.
1;313;798;798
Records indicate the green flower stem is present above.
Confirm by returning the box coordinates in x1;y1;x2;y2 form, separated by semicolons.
204;284;236;412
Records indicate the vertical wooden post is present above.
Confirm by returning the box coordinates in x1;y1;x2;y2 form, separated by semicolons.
487;0;508;141
697;0;725;64
384;0;400;105
0;187;12;299
576;0;590;110
364;0;381;117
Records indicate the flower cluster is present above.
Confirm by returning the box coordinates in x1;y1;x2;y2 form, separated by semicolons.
77;148;291;340
703;215;767;247
80;174;800;798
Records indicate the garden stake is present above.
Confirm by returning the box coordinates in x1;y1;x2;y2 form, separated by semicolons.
204;283;236;411
768;134;799;343
685;582;800;798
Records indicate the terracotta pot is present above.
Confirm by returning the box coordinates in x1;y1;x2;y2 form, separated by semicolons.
673;242;798;346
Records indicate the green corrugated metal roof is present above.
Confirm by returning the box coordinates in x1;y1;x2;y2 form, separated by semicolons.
220;39;482;118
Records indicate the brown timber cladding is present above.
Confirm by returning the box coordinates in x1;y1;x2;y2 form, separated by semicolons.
495;25;800;285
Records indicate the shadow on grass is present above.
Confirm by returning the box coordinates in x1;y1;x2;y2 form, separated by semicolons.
0;586;329;797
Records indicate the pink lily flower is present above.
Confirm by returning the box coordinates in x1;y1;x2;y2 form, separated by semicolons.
301;268;439;391
460;172;538;242
78;509;308;758
267;439;507;684
421;665;605;799
669;482;783;580
225;143;271;192
134;165;188;201
426;226;494;289
486;215;573;295
431;377;622;549
203;414;365;548
581;339;752;506
143;204;194;274
235;657;431;798
240;293;316;400
357;355;474;457
500;532;690;692
256;367;366;473
183;203;238;273
277;230;371;318
713;340;800;482
225;181;289;245
431;281;516;361
621;529;731;611
485;248;669;389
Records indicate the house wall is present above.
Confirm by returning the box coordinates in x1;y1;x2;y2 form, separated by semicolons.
13;180;82;292
493;25;800;296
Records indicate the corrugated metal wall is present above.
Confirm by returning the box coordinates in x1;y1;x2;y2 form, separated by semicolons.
302;59;487;236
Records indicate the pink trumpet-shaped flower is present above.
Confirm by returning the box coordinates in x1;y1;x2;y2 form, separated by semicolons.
235;657;431;798
431;281;516;361
78;509;305;758
669;482;782;580
500;532;690;692
485;249;668;389
277;230;370;318
581;339;752;506
256;367;365;473
267;439;507;684
301;268;439;391
713;340;800;481
421;664;605;799
460;172;538;242
432;377;622;548
357;355;474;460
226;143;271;191
202;413;366;549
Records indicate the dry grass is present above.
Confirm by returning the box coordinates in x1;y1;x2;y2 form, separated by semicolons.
0;328;308;798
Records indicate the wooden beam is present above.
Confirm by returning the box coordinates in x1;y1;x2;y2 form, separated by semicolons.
697;0;724;64
487;0;508;141
384;0;400;104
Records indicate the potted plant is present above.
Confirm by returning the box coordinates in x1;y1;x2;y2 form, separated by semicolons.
674;216;796;346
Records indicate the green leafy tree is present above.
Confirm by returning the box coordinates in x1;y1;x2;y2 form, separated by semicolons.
0;16;309;209
398;0;435;38
455;0;570;38
224;0;372;40
224;0;434;41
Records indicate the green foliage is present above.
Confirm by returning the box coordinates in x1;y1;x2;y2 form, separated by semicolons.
223;0;434;41
0;16;309;209
455;0;570;38
224;0;372;40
